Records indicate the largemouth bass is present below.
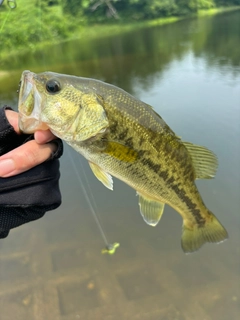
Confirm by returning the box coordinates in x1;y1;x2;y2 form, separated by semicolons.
18;70;228;253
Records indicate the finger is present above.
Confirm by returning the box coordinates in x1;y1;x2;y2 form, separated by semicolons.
5;110;56;143
34;130;56;144
0;140;57;178
5;110;20;134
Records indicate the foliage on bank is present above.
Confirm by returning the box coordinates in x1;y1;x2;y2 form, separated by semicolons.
62;0;240;21
0;0;239;58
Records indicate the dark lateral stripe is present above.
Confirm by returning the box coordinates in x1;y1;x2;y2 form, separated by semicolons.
142;157;205;227
142;158;161;174
125;137;134;148
118;129;129;140
110;121;118;134
171;184;205;226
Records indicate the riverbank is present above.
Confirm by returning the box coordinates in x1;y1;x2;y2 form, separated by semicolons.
33;5;240;43
0;5;239;70
198;6;240;17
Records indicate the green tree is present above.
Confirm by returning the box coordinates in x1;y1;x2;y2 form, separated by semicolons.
215;0;240;5
175;0;198;15
144;0;177;18
62;0;240;21
197;0;215;9
62;0;82;16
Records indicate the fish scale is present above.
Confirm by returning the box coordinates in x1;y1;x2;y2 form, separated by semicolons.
73;103;213;224
18;70;228;253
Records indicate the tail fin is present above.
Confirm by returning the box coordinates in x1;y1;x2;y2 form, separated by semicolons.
181;212;228;253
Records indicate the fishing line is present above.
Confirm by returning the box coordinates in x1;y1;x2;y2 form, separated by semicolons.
67;147;109;246
0;9;10;33
67;147;120;254
76;154;106;228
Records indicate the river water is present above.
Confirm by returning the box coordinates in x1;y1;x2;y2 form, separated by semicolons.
0;10;240;320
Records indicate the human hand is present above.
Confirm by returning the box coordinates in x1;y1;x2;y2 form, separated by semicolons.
0;109;59;177
0;106;63;239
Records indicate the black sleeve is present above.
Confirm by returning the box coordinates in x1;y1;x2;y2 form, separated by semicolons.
0;106;63;238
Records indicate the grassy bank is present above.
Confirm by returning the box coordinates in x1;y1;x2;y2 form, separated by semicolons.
0;4;239;68
198;5;240;16
35;5;240;51
39;5;240;41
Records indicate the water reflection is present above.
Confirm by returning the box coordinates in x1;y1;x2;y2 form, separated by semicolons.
0;10;240;320
1;11;240;95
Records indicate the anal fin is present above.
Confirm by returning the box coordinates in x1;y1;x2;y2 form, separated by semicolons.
138;193;165;227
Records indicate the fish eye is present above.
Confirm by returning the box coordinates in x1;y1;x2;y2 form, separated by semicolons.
46;79;61;94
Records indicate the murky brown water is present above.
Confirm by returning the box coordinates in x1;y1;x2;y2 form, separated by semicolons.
0;10;240;320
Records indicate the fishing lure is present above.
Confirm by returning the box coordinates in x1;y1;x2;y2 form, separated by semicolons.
101;243;120;255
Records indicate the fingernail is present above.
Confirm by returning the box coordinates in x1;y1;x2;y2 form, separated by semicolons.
0;159;16;177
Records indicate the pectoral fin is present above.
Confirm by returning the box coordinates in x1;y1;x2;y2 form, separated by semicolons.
89;162;113;190
138;193;165;226
183;142;218;179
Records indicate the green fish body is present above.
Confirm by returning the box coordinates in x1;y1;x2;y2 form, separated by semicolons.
18;70;228;253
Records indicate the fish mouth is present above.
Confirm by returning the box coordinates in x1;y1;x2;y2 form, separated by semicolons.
18;70;48;133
